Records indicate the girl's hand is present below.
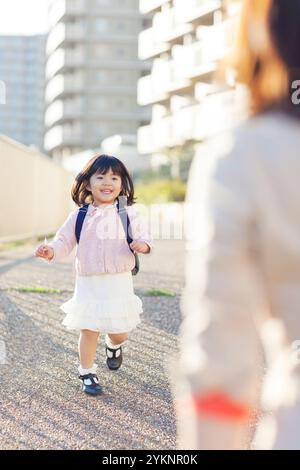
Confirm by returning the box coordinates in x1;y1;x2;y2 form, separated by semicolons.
35;244;54;261
129;240;150;254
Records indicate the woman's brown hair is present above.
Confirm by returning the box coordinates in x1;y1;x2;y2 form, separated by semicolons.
232;0;300;114
71;154;135;207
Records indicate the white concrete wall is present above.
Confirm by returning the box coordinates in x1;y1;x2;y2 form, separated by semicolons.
0;135;75;242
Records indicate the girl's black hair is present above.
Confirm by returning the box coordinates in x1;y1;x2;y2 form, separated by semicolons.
71;154;135;207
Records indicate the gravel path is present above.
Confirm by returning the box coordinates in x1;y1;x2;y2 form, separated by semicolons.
0;240;184;450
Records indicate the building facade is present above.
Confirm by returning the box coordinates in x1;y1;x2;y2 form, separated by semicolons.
137;0;245;177
0;34;46;151
45;0;150;161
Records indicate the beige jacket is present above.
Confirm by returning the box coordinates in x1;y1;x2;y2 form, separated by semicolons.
177;111;300;449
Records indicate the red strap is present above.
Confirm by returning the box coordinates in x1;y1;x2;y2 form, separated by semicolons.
192;391;253;423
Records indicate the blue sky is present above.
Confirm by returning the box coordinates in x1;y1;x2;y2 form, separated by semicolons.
0;0;49;35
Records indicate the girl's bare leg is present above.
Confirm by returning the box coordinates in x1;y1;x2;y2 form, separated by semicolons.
78;329;100;369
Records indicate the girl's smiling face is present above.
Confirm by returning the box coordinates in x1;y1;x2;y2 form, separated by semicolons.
87;168;122;206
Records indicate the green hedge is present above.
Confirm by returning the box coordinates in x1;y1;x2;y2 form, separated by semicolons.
135;179;186;204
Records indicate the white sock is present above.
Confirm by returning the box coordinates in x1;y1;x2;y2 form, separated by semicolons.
78;363;97;376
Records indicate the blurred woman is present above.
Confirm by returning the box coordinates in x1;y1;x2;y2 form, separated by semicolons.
177;0;300;450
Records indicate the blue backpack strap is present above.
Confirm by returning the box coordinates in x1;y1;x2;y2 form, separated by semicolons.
75;204;89;243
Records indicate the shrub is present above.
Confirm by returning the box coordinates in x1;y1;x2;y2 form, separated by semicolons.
135;179;186;204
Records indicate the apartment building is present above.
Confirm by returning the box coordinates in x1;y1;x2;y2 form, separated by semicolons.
45;0;150;161
137;0;245;175
0;35;46;151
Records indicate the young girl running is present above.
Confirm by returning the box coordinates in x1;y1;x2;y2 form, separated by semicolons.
35;155;152;396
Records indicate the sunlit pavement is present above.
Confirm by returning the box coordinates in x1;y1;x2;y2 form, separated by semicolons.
0;239;184;450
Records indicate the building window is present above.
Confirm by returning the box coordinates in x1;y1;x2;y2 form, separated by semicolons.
94;45;111;58
115;99;124;108
94;71;109;82
96;0;110;5
118;22;126;32
96;19;108;33
116;48;125;58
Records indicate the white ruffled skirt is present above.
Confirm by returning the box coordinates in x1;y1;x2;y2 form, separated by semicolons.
60;272;142;333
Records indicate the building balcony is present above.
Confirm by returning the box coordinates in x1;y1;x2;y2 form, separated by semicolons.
44;123;83;151
138;58;192;105
174;0;222;25
173;41;217;80
173;19;234;80
138;105;202;153
196;18;235;59
152;7;193;44
46;22;85;54
191;89;247;139
138;27;170;61
140;0;171;14
46;98;149;128
45;99;83;127
46;48;85;79
46;49;65;79
47;21;137;55
171;104;203;145
45;74;85;103
138;89;246;154
138;74;169;106
137;116;173;154
49;0;86;27
49;0;141;27
46;46;144;79
46;72;139;104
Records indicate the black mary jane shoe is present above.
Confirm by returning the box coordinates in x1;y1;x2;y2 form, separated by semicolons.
106;345;123;370
79;373;103;395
